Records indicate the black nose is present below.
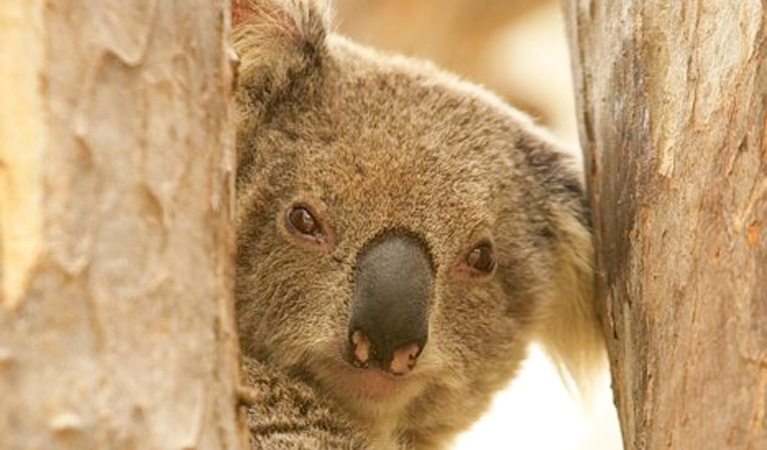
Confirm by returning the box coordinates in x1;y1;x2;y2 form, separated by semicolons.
348;232;433;374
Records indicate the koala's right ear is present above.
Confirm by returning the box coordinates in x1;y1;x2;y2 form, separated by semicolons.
232;0;330;115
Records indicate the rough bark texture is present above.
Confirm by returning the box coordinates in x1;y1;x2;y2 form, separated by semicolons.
0;1;247;448
564;1;767;449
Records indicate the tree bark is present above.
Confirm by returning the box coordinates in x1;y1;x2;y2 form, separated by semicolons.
564;1;767;449
0;1;247;448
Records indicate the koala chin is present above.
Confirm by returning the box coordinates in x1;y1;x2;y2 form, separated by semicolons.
233;0;605;448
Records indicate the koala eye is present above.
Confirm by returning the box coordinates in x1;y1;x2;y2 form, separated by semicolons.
466;244;495;273
287;206;320;236
280;201;336;251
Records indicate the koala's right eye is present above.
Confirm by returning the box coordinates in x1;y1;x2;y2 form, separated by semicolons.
466;244;495;273
280;201;336;251
288;206;320;236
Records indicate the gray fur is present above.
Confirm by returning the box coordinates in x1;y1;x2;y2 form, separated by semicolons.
243;357;368;449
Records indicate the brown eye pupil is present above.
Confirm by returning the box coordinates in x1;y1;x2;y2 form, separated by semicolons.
289;207;318;235
467;245;494;272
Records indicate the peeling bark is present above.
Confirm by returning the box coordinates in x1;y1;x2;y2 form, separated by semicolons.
0;1;247;448
564;1;767;449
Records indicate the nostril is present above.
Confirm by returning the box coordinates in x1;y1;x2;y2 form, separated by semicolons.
389;342;421;375
351;330;372;367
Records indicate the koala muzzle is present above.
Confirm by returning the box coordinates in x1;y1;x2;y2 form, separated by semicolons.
348;233;433;375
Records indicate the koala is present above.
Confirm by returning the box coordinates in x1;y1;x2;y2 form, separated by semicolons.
233;0;605;448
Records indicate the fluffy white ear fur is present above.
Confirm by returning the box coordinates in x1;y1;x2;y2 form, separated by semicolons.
542;207;606;400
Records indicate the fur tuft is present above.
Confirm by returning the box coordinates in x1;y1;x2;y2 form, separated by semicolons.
542;204;605;399
232;0;331;109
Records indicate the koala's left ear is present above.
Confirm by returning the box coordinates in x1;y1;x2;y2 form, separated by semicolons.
232;0;330;115
517;130;606;396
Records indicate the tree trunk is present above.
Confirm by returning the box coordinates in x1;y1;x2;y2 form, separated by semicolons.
563;1;767;449
0;1;247;448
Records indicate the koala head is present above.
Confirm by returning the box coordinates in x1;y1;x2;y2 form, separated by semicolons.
234;0;603;446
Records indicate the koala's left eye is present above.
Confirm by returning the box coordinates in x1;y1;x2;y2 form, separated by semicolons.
466;244;495;273
288;206;320;236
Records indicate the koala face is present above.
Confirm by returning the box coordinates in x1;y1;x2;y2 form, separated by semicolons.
234;1;601;445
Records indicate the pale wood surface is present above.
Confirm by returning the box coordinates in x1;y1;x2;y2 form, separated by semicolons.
0;1;247;448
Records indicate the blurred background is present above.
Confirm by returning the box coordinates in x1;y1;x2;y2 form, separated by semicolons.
332;1;623;448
